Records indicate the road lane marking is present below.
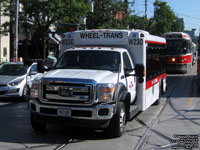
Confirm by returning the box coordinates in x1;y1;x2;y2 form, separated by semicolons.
189;63;197;107
189;97;193;107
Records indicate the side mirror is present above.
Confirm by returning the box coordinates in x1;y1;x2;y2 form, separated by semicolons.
135;64;145;83
29;71;37;76
124;68;134;77
135;64;145;77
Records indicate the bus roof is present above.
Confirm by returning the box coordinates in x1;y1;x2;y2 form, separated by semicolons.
62;29;166;46
162;32;191;41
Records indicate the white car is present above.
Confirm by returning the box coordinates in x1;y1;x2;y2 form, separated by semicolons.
0;62;39;100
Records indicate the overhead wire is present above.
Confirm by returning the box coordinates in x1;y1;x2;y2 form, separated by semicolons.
133;0;200;21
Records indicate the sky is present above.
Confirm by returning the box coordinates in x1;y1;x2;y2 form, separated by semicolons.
132;0;200;36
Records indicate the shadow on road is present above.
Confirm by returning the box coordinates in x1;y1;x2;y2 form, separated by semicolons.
0;101;114;147
163;74;200;98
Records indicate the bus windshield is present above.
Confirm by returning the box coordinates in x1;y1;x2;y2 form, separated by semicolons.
166;40;188;55
54;50;121;72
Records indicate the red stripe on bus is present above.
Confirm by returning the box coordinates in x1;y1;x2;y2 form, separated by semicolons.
166;55;192;64
146;73;166;90
145;40;167;45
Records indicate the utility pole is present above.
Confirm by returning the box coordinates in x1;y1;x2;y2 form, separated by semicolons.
15;0;19;62
145;0;147;18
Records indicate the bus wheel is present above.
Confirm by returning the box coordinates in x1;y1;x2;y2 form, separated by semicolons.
107;102;126;138
23;85;29;102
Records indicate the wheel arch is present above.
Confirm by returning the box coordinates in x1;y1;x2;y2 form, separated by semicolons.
114;83;131;120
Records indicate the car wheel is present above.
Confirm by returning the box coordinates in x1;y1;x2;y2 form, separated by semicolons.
23;85;29;101
31;113;47;131
106;102;126;138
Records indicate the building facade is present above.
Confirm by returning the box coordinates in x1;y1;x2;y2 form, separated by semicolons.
184;29;198;43
0;11;10;62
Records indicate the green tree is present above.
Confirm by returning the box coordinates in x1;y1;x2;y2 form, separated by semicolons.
152;0;181;35
129;15;155;31
0;0;90;59
86;0;131;29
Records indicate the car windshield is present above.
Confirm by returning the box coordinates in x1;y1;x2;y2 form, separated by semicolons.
0;64;28;76
54;50;121;72
166;40;188;55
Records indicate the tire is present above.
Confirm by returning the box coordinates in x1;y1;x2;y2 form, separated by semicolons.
23;85;29;102
31;113;47;131
107;102;126;138
153;97;160;105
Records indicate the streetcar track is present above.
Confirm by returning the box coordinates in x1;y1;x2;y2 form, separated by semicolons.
158;97;200;124
132;74;183;150
168;99;200;126
53;139;84;150
11;138;73;150
132;69;200;150
133;98;169;150
135;117;172;141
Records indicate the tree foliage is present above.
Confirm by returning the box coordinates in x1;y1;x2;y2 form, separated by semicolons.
151;0;182;35
0;0;90;59
129;15;154;31
0;0;186;60
129;0;183;35
86;0;131;29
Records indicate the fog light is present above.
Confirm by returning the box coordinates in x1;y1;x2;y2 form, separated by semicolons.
31;103;36;111
98;108;109;116
10;88;20;93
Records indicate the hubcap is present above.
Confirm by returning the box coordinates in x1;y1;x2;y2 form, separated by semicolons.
119;108;126;132
24;86;28;96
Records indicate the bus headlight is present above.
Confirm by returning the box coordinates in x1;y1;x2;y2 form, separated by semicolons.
172;57;176;62
30;84;39;99
97;84;114;103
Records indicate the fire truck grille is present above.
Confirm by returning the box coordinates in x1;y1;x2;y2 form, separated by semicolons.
41;83;92;105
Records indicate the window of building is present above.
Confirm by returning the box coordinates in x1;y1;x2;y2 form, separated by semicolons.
3;47;7;57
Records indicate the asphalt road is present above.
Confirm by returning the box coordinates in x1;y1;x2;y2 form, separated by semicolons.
0;62;199;150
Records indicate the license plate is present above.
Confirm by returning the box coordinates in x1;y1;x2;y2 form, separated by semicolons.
57;108;71;117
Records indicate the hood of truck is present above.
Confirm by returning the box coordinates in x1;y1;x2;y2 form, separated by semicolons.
43;69;118;83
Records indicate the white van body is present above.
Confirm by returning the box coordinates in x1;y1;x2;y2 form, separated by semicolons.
29;29;167;137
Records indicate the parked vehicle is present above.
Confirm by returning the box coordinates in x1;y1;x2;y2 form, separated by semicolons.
0;62;39;100
191;42;198;65
29;29;167;137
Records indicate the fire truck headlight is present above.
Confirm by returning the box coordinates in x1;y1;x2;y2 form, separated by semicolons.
30;83;39;99
97;84;114;103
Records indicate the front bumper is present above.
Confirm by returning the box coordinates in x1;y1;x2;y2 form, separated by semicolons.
29;99;114;120
0;85;23;98
166;63;190;73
